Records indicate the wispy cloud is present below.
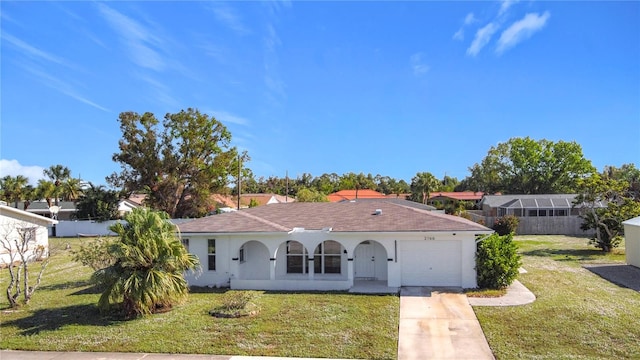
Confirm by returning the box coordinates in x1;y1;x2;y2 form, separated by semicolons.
497;12;551;54
410;53;430;76
96;3;165;71
210;3;250;35
464;13;477;25
21;64;109;112
211;110;250;126
467;22;499;57
453;13;477;41
0;159;45;186
499;0;520;16
3;33;75;69
135;73;180;110
263;23;287;106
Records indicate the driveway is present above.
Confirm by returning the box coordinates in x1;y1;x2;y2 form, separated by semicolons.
397;287;495;360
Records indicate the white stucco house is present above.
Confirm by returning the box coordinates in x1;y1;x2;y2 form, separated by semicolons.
178;200;493;291
0;203;58;266
622;216;640;268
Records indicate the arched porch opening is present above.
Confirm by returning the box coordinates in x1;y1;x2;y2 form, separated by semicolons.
237;240;270;280
354;240;388;281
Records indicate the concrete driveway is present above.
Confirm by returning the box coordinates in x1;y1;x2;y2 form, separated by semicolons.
397;287;495;360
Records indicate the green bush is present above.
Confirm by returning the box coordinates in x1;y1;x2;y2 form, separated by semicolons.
493;214;520;235
71;237;117;271
476;233;521;289
210;290;260;317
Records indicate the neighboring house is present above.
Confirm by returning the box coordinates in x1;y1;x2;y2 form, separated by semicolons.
0;203;57;266
211;193;294;212
178;200;493;291
118;199;140;217
427;192;484;207
473;194;604;235
623;216;640;268
18;200;77;221
327;189;387;202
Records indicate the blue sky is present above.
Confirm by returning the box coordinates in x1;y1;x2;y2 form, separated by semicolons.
1;1;638;187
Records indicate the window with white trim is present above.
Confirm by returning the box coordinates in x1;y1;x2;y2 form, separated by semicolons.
314;240;342;274
286;241;309;274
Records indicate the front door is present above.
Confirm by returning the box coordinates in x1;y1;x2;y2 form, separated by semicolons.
354;242;376;279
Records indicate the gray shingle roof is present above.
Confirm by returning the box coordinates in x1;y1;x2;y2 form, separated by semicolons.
178;200;491;234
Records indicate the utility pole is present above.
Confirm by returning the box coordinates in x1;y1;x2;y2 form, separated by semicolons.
285;171;289;203
237;154;241;210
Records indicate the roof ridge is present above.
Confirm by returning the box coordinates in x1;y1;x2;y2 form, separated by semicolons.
384;201;489;229
236;210;290;231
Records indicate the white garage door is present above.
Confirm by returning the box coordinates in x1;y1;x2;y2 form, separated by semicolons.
400;240;462;286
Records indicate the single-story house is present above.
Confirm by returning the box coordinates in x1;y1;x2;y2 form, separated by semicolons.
17;200;77;221
327;189;388;202
427;192;484;207
471;194;605;235
178;200;493;291
623;216;640;268
0;203;58;266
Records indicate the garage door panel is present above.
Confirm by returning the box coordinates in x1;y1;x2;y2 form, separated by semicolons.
400;240;461;286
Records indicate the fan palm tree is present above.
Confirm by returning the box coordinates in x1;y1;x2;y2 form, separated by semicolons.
36;179;57;208
410;172;440;204
60;177;83;201
92;208;200;317
0;175;29;208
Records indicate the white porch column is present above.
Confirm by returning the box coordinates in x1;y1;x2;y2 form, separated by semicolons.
270;257;276;280
308;257;315;280
347;257;354;287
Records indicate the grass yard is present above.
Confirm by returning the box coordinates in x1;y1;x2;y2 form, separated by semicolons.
0;237;399;359
475;235;640;360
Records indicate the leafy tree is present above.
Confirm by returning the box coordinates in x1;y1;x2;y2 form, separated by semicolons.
410;172;440;204
44;164;71;206
75;183;120;221
72;237;117;271
91;208;200;317
296;187;329;202
575;174;640;252
466;137;596;194
476;233;521;289
108;109;240;218
602;163;640;200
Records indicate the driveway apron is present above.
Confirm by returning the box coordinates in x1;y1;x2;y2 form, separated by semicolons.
397;287;495;360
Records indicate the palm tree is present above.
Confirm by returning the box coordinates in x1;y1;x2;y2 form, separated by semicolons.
36;179;56;208
0;175;29;208
410;172;440;204
60;177;83;202
92;208;200;317
43;164;71;205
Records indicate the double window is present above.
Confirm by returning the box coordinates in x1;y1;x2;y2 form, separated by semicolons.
286;241;308;274
208;239;216;271
314;240;342;274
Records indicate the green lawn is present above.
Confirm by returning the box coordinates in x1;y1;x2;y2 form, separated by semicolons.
474;235;640;360
3;235;640;359
0;237;399;359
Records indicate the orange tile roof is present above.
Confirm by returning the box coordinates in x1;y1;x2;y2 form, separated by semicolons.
327;189;387;202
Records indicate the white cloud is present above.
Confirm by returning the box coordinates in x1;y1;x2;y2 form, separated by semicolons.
497;12;551;54
3;33;75;69
210;3;250;35
467;22;499;57
464;13;477;25
0;160;45;186
97;3;165;71
211;110;250;126
410;53;430;76
499;0;519;16
453;28;464;41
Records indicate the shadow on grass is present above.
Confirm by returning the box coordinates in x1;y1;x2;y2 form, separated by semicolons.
188;286;396;297
38;279;93;292
1;304;118;336
521;248;607;261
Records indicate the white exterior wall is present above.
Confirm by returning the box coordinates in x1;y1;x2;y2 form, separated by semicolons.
183;230;483;290
623;217;640;268
0;207;55;265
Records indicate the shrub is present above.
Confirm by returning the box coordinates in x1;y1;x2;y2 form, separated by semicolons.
210;290;260;318
72;237;117;271
493;214;520;235
476;233;521;289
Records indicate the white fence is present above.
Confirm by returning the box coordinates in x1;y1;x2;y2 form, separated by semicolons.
51;219;195;237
